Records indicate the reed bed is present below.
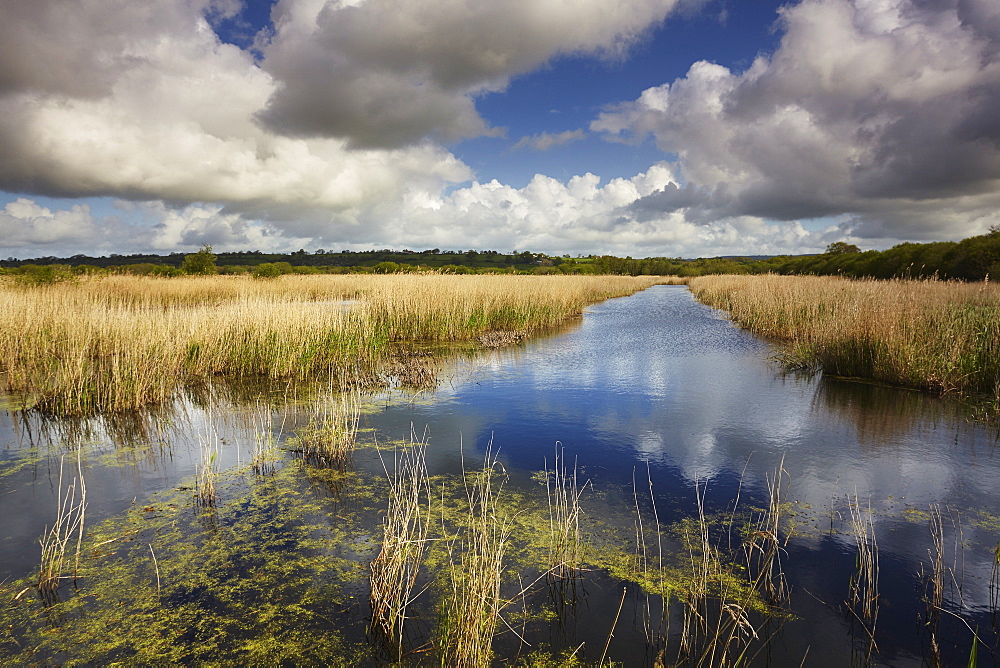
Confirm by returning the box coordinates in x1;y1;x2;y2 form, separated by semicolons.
0;274;660;416
688;275;1000;406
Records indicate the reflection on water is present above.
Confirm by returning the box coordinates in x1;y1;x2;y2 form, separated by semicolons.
2;285;999;665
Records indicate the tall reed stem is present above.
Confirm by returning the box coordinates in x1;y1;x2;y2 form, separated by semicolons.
369;431;431;659
545;444;589;579
38;451;87;601
437;442;511;667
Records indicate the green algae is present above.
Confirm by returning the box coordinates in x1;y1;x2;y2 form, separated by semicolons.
1;434;806;666
0;460;380;665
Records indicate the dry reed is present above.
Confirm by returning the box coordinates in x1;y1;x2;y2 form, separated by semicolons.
689;275;1000;406
0;274;660;416
991;542;999;622
194;421;219;507
847;492;880;658
924;504;947;665
292;389;361;468
678;463;791;668
545;445;589;580
436;444;512;667
250;404;281;476
369;432;432;659
38;452;87;601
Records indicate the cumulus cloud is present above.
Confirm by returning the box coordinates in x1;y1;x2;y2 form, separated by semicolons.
0;199;101;249
353;163;827;257
0;0;474;214
256;0;686;147
3;162;835;259
592;0;1000;241
512;129;587;151
3;0;999;259
0;0;703;255
0;198;319;259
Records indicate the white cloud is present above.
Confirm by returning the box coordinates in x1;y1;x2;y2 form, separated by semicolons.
0;199;99;248
1;0;998;259
0;0;473;217
592;0;1000;241
353;163;829;256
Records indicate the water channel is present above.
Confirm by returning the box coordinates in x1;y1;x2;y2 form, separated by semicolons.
1;284;998;665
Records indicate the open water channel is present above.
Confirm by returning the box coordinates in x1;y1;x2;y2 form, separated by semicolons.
1;284;998;665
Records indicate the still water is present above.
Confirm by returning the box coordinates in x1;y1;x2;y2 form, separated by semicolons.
1;285;998;665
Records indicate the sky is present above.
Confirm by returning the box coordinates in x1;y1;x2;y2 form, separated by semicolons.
1;0;999;259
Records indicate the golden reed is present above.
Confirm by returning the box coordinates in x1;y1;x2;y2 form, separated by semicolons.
690;274;1000;405
0;274;661;415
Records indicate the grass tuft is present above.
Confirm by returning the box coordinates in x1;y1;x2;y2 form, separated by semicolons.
369;431;432;659
38;452;87;602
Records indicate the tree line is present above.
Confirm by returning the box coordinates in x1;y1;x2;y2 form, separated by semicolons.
3;228;998;281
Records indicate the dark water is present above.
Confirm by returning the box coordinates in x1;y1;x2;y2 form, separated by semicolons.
2;285;998;665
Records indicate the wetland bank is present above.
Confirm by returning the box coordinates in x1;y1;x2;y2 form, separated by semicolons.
1;275;999;666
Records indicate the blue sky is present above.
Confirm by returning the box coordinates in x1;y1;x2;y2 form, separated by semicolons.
1;0;998;259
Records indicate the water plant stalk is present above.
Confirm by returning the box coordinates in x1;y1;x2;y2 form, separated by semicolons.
369;432;432;659
38;452;87;601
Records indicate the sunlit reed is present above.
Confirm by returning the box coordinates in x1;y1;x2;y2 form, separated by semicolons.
0;274;661;415
545;445;589;580
292;389;361;467
250;404;281;476
195;420;219;507
436;443;512;667
689;274;1000;409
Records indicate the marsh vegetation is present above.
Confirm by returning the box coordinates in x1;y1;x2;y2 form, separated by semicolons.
690;274;1000;414
0;273;661;415
1;279;999;665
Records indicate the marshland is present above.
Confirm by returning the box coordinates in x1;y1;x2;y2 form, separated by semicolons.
1;273;999;666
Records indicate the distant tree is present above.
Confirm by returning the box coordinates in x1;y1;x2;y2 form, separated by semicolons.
181;244;218;275
826;241;861;254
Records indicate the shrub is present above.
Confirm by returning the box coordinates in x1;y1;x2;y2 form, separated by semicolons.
149;264;183;277
181;245;218;275
15;264;76;285
252;263;285;278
